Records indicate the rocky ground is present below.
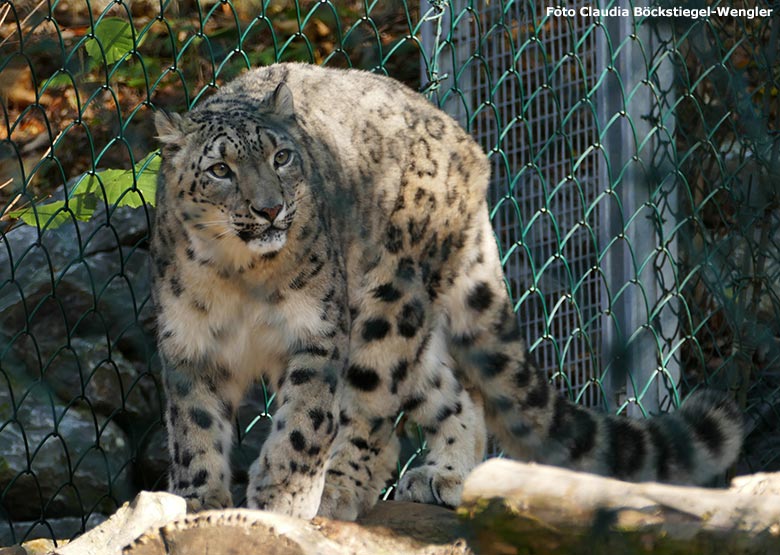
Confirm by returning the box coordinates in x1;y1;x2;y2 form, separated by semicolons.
3;460;780;555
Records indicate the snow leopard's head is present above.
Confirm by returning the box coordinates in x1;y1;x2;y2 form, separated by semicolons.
155;83;307;261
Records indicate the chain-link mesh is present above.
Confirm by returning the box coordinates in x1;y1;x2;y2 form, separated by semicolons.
0;0;777;545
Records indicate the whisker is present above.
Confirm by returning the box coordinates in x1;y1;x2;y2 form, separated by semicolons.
194;220;232;229
214;229;236;240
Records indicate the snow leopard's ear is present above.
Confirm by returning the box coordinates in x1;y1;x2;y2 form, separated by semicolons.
271;82;295;118
155;109;189;145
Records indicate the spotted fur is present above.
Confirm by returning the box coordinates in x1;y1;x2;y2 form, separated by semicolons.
152;63;743;520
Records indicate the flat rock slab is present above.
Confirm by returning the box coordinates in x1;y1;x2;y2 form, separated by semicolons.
357;499;466;545
460;459;780;554
124;505;471;555
53;491;186;555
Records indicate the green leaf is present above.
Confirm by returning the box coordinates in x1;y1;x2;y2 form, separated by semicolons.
8;151;158;228
40;71;74;92
77;151;159;208
7;202;68;228
85;18;135;65
133;151;160;207
6;196;97;230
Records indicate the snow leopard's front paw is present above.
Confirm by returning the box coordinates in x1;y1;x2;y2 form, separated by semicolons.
395;466;464;509
184;486;233;512
317;480;361;521
248;480;324;519
246;456;325;519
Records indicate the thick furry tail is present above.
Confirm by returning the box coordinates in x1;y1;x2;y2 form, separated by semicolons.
532;389;745;485
647;390;744;485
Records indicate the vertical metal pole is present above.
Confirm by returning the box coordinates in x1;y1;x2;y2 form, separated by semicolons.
600;3;679;417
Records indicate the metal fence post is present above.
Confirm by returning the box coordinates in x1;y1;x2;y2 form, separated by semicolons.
599;3;679;416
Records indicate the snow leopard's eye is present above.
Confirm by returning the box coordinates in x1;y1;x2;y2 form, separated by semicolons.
207;162;232;179
273;149;292;168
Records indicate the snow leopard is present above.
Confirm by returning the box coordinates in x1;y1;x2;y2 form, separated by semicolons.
151;62;743;520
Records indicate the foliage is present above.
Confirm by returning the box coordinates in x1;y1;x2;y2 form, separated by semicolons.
1;2;418;230
4;16;157;229
6;151;159;229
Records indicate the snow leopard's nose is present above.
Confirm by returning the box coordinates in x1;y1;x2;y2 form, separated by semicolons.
250;203;284;223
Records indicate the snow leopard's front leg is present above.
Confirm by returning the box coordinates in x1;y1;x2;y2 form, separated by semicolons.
163;359;241;511
247;337;345;519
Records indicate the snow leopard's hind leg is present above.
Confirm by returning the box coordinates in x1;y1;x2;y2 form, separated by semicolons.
317;256;435;520
317;404;400;520
319;316;488;518
393;325;487;508
318;259;488;517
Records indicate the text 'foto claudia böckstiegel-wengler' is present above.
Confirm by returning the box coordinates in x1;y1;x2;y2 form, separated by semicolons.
546;4;774;19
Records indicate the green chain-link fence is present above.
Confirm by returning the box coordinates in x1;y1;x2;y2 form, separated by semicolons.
0;0;778;545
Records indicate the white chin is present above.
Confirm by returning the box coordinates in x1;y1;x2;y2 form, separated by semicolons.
247;235;287;256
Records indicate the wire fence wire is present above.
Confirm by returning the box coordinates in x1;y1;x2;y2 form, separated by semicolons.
0;0;778;545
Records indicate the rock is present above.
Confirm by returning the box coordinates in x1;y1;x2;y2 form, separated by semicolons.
0;207;158;522
8;247;157;383
0;514;105;549
27;337;161;427
53;491;185;555
357;500;467;547
123;503;471;555
0;207;157;391
5;494;469;555
1;278;96;374
459;459;780;554
80;207;152;257
135;424;168;491
0;380;134;520
730;472;780;496
0;224;82;317
19;539;60;555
